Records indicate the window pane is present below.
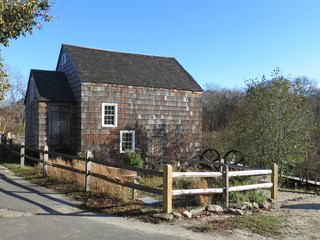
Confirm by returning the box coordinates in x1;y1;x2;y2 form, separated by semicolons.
121;132;134;152
104;105;115;125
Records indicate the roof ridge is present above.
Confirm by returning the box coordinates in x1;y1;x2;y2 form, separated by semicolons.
62;43;174;59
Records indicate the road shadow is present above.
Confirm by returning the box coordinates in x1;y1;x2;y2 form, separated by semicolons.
281;203;320;210
0;171;112;218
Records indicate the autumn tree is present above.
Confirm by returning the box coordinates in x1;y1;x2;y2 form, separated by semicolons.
230;69;317;174
202;86;242;132
202;86;243;152
0;66;26;134
0;0;52;100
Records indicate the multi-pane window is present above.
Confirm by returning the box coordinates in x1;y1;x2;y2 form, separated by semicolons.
120;131;135;153
102;103;118;127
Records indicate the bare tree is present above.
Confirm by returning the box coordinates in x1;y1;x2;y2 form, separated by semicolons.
0;66;26;134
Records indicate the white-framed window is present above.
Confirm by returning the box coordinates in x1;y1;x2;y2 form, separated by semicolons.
102;103;118;127
61;53;67;65
120;131;135;153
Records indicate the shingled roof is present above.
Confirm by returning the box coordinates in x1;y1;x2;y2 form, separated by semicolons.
62;44;203;92
29;69;75;102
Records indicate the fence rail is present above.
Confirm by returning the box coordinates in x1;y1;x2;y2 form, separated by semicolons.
0;139;278;214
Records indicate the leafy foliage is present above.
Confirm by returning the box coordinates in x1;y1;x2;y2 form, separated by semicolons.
0;0;52;101
229;177;269;203
0;0;52;47
122;149;143;168
229;69;317;173
0;58;10;101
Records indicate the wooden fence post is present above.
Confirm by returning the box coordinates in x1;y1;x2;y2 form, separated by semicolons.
43;146;49;177
163;164;172;213
85;150;92;192
132;179;138;200
20;142;25;168
271;163;278;201
9;139;12;150
222;165;229;208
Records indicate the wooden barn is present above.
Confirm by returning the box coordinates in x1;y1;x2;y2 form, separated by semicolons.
24;44;203;161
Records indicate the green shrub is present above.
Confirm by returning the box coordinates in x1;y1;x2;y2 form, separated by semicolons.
229;177;269;204
122;149;143;168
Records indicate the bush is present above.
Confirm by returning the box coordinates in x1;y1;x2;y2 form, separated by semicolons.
122;149;143;168
229;177;269;204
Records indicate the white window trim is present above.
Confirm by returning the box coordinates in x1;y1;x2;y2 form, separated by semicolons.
61;53;67;65
102;103;118;127
120;130;135;153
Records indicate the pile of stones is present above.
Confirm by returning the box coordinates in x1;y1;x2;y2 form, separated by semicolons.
151;198;277;221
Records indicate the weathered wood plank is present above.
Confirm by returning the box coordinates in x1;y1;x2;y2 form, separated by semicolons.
172;172;222;178
222;165;229;208
229;169;272;177
229;183;273;192
46;150;87;162
90;172;162;195
25;155;44;163
271;164;278;200
172;188;223;196
98;161;163;177
47;162;86;175
163;165;172;213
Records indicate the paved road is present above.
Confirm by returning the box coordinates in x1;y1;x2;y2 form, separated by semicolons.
0;166;225;240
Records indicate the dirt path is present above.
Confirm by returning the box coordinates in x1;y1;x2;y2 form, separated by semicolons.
164;191;320;239
271;191;320;239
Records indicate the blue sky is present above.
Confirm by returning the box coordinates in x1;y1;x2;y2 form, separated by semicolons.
2;0;320;90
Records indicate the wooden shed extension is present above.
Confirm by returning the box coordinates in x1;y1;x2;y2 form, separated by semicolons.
25;69;75;150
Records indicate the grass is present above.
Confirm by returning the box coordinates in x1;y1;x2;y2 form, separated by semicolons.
230;214;287;237
195;214;287;237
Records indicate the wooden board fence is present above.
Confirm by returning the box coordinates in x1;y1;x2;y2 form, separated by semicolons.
1;142;278;214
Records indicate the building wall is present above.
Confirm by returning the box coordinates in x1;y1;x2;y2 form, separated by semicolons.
56;47;82;152
80;82;202;161
25;77;41;148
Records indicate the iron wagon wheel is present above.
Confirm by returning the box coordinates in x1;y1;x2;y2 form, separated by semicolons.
200;148;221;170
223;149;245;165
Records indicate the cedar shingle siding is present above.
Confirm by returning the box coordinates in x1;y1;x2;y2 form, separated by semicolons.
25;44;203;160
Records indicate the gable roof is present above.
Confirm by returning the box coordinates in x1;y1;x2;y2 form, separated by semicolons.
61;44;203;92
28;69;75;102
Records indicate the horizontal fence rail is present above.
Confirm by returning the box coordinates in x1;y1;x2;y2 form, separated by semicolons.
172;188;224;196
172;172;223;178
229;183;273;192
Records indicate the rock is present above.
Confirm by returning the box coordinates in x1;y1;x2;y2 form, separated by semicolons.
182;211;192;219
259;201;270;210
252;202;260;209
190;207;205;215
153;213;174;220
140;208;150;213
268;198;277;204
229;203;246;210
173;212;183;219
242;202;253;209
228;208;245;215
207;205;223;212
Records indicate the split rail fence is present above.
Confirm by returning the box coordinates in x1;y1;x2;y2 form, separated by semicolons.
1;139;278;213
